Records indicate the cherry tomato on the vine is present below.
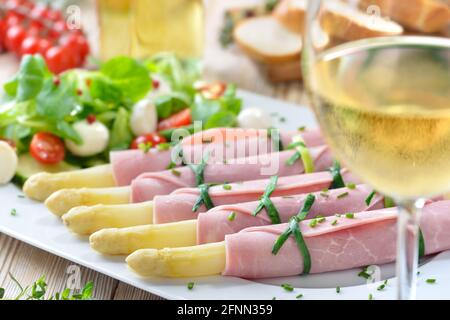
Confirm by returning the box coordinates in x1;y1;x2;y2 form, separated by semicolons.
30;132;65;164
45;45;76;73
4;24;27;54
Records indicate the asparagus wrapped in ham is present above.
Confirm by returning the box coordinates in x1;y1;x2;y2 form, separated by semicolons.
89;184;383;255
131;145;333;203
63;168;358;235
47;143;333;215
24;128;323;201
126;201;450;278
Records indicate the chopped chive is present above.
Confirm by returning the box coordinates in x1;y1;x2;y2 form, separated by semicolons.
187;282;194;290
166;161;177;170
157;143;171;151
309;219;318;228
138;142;153;153
320;192;329;198
272;297;277;300
298;126;306;132
171;169;182;177
222;184;232;191
188;153;209;186
281;283;294;292
345;213;355;219
417;271;421;275
337;192;349;199
346;183;356;190
331;219;338;226
296;293;303;299
365;191;376;205
426;278;436;284
377;284;385;291
317;217;326;223
322;188;329;193
335;214;342;217
223;159;228;164
227;212;236;221
368;293;373;300
10;208;17;216
383;196;395;208
17;194;25;198
336;286;341;293
384;279;389;285
358;269;371;280
279;117;286;123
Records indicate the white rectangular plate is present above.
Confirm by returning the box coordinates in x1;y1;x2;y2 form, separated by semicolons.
1;90;449;300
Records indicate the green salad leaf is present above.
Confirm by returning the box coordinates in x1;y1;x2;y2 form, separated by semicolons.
109;107;133;150
100;56;151;102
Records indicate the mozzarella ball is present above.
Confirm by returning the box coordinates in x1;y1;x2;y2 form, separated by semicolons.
130;98;158;136
65;120;110;157
0;141;18;184
237;107;272;129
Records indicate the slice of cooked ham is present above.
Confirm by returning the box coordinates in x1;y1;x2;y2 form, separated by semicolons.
197;184;383;244
223;201;450;279
130;145;334;202
111;128;324;186
153;169;360;224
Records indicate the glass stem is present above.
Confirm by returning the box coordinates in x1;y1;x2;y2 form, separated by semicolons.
396;198;425;300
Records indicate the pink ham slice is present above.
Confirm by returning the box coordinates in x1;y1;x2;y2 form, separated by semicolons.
197;184;384;244
223;201;450;279
111;128;324;186
131;145;334;203
153;169;359;224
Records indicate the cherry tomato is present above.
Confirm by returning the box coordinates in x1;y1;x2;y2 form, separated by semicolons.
45;45;75;73
130;133;167;150
198;82;227;100
20;36;40;55
0;20;5;49
30;132;65;164
46;9;63;22
157;108;192;131
61;33;89;64
4;24;26;54
49;20;67;39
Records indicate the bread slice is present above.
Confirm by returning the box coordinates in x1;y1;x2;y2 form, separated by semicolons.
233;16;302;64
357;0;450;33
272;0;307;34
322;0;403;41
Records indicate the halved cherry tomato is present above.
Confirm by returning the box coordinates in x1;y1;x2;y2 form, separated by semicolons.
157;108;192;131
198;82;227;100
130;133;167;150
30;132;65;164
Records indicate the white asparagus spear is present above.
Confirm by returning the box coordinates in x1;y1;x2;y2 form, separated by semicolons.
126;242;226;278
23;164;115;201
62;201;153;235
90;220;197;255
46;186;131;216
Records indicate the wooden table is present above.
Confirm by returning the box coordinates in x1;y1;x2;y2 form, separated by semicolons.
0;0;308;299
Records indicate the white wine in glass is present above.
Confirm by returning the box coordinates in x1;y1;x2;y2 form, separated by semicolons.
303;1;450;300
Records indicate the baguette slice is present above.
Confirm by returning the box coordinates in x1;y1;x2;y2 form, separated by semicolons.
358;0;450;33
234;16;302;65
273;0;307;34
322;0;404;41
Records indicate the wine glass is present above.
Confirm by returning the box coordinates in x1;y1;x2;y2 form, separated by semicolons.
302;0;450;299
